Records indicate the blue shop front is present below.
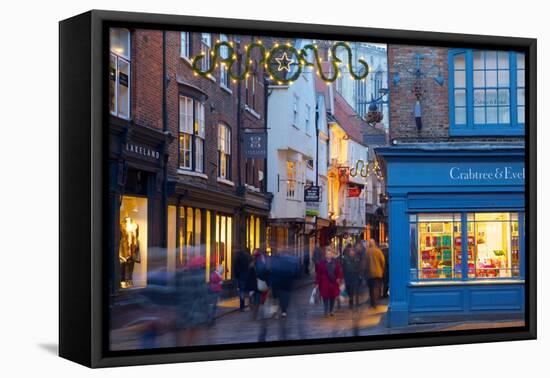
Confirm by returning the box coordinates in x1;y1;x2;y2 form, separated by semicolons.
376;143;525;327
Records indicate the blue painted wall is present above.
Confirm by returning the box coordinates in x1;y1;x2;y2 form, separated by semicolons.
377;145;525;327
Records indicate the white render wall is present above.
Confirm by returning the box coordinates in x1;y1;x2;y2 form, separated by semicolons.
267;46;318;220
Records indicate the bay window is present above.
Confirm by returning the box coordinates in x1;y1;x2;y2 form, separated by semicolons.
179;96;205;173
109;28;131;119
449;49;525;136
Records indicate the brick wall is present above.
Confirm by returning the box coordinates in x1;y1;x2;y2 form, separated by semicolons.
388;45;449;142
132;30;163;131
388;45;524;143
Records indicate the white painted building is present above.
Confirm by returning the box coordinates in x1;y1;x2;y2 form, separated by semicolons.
266;40;318;257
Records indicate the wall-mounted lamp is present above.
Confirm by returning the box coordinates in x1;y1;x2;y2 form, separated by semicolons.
392;53;445;131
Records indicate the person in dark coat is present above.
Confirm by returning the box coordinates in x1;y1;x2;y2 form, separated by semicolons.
234;249;252;311
269;251;298;317
342;246;361;309
315;246;343;317
312;246;323;272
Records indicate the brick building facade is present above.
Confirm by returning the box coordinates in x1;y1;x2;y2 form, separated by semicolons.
378;45;526;327
109;27;271;295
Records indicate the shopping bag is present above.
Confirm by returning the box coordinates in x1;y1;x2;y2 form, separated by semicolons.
309;286;320;305
257;278;268;292
260;295;278;319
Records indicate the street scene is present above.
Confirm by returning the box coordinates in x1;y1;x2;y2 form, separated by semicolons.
108;28;526;351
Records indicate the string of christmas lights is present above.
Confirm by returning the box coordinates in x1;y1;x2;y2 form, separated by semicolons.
349;159;384;181
191;41;370;85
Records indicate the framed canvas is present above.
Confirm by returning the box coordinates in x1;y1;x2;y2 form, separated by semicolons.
59;10;537;368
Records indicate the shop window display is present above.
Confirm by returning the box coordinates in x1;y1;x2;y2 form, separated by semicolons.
413;213;461;279
467;212;519;278
118;196;147;288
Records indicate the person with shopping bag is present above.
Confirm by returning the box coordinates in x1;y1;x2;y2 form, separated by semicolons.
315;246;343;317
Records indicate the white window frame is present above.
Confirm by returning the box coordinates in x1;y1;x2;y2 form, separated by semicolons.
286;160;297;199
179;96;194;170
219;34;230;89
109;28;131;120
305;104;312;135
201;33;212;73
180;32;191;61
218;123;231;179
292;94;299;128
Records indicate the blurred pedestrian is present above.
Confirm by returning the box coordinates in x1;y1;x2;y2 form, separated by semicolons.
342;245;361;309
270;249;298;317
234;249;252;312
315;246;343;317
380;242;389;298
303;251;311;276
207;264;223;325
365;239;386;308
312;246;323;272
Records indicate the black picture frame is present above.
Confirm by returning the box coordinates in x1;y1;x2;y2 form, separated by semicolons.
59;9;537;368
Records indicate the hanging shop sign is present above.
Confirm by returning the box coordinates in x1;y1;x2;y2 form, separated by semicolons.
243;132;267;158
338;167;350;183
304;185;321;202
305;202;320;216
191;41;370;85
347;187;362;198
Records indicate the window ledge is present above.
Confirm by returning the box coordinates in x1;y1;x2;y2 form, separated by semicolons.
178;169;208;179
245;184;261;192
220;84;233;94
450;126;525;137
244;105;261;119
409;279;524;287
180;56;192;66
217;177;235;186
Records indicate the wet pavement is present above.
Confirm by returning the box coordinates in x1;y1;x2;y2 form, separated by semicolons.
110;279;524;351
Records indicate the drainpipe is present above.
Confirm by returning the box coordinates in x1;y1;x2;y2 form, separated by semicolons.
161;30;168;249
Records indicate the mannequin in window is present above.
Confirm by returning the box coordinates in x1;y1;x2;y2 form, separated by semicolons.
119;216;140;288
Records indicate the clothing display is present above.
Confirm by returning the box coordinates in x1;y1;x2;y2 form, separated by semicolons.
119;216;140;288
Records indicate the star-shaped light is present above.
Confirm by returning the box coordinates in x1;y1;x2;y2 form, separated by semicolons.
275;52;294;72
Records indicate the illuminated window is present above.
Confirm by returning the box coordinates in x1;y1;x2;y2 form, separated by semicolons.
411;213;462;279
219;34;230;88
467;212;520;278
179;96;205;172
218;123;231;179
286;160;297;198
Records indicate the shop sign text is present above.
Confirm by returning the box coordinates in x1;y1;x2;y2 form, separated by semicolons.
449;166;525;181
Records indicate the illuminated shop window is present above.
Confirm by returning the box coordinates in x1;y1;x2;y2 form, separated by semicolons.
467;212;520;278
410;212;521;281
118;196;147;289
411;213;462;280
